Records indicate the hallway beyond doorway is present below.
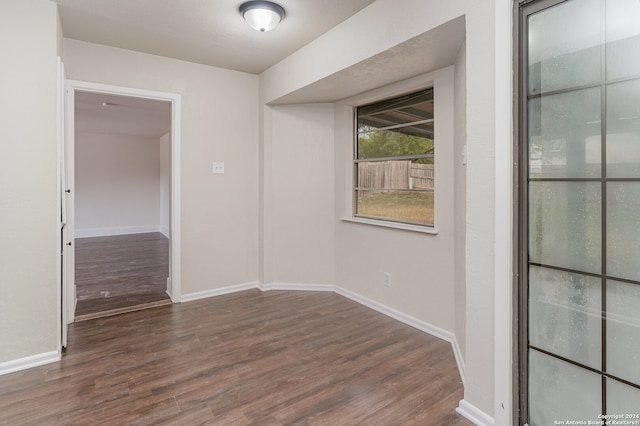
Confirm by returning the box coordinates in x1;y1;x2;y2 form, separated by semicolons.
74;232;170;321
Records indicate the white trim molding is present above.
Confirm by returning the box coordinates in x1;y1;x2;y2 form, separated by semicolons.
160;226;170;239
450;336;466;384
494;0;515;424
56;55;65;354
259;282;334;292
0;351;60;376
181;281;261;303
75;225;164;239
340;217;439;235
457;399;495;426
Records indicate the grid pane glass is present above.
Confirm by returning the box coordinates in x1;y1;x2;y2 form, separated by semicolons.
606;80;640;178
354;89;434;226
606;0;640;80
528;88;601;178
606;280;640;386
529;182;601;274
527;0;601;95
607;183;640;282
529;350;601;426
357;130;434;160
357;89;433;132
529;266;601;369
607;378;640;415
525;0;640;422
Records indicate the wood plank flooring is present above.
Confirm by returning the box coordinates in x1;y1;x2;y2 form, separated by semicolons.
0;290;471;425
75;233;171;320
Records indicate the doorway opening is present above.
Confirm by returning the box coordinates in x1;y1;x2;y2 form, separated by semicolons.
74;91;171;320
63;81;181;332
74;232;170;320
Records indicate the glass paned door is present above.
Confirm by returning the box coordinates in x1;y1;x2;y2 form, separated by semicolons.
521;0;640;423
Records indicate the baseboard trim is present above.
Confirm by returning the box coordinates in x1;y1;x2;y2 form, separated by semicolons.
0;351;60;376
451;335;466;384
456;399;494;426
160;226;170;239
181;281;260;303
166;277;173;301
75;225;163;239
75;298;172;322
259;282;334;292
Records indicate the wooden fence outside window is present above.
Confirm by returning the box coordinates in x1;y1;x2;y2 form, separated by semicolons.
357;161;434;194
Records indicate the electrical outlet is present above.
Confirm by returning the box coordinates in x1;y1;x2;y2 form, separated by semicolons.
384;272;391;287
212;162;225;174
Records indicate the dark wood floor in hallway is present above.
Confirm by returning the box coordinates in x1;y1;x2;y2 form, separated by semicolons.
0;290;471;425
74;232;171;320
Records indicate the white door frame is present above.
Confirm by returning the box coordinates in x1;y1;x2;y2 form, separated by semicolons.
493;0;514;424
63;79;182;328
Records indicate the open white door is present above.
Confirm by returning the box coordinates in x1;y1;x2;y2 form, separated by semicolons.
60;91;70;347
64;82;76;328
56;57;70;350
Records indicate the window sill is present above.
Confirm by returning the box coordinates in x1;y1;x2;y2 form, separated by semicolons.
340;217;439;235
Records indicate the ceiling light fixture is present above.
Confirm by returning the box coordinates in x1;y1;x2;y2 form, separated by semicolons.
239;1;285;32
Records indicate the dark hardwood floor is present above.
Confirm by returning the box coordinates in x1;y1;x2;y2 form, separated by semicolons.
75;232;171;320
0;290;471;425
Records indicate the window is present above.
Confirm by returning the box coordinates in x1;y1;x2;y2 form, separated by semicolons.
354;88;435;226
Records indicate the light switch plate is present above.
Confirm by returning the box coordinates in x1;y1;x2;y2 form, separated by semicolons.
212;162;225;174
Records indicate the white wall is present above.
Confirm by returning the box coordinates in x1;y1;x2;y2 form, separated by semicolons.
75;132;161;237
0;0;60;363
261;104;335;285
454;40;467;358
63;39;260;296
463;1;497;417
160;132;171;238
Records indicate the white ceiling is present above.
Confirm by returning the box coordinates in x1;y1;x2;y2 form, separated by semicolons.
54;0;376;74
63;1;465;134
75;91;171;138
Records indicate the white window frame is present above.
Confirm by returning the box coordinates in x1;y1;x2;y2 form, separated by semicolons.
353;88;435;228
339;68;455;236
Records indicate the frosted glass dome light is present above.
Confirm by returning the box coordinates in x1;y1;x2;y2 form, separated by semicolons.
240;1;285;32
